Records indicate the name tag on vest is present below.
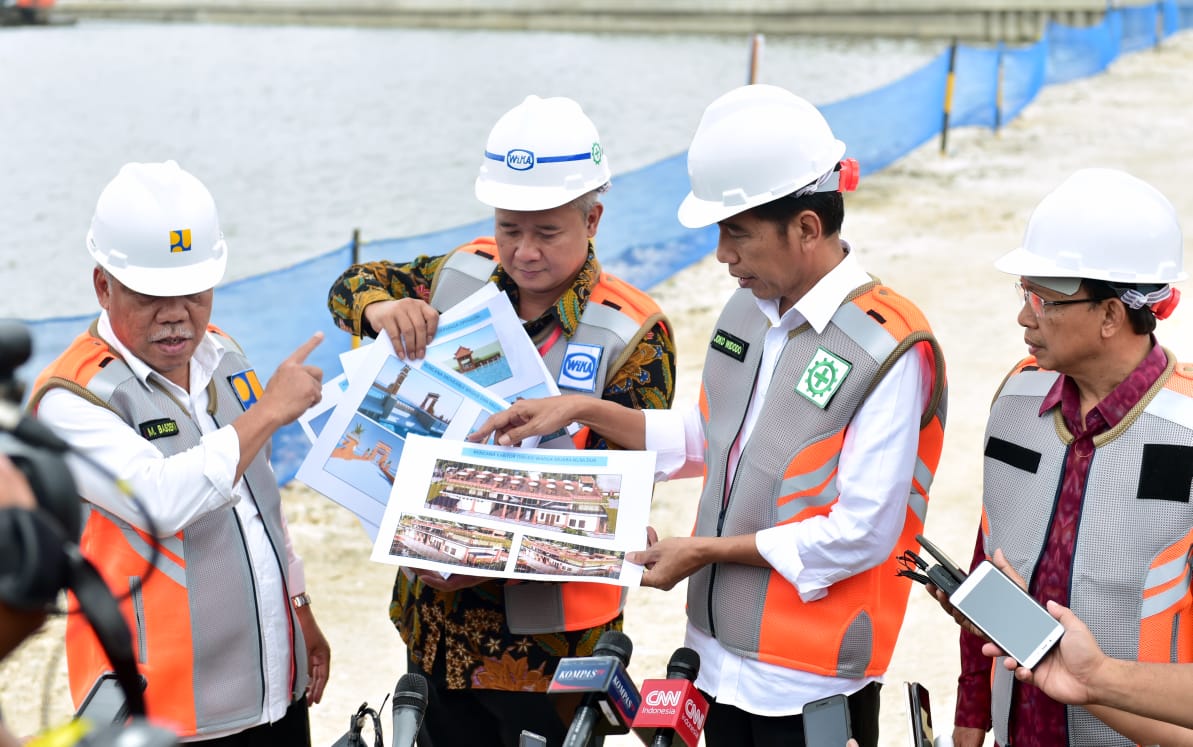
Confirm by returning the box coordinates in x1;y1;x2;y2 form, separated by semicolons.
139;418;179;440
227;369;265;411
557;343;602;393
710;329;748;361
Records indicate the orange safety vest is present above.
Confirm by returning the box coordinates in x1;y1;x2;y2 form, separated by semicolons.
689;282;946;676
31;325;305;736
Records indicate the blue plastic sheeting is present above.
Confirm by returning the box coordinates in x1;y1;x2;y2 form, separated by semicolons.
1121;4;1161;52
1001;40;1049;125
1166;0;1186;35
19;7;1193;488
952;45;1001;129
825;50;951;176
1045;15;1120;84
1178;0;1193;30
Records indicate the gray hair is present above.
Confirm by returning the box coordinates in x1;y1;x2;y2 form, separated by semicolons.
569;182;610;217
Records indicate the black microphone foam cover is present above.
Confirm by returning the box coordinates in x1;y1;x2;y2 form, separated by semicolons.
592;630;633;666
665;647;700;681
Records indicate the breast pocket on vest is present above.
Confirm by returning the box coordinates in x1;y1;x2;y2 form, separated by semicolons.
1137;444;1193;502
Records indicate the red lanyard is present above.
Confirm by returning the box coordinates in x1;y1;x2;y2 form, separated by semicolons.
536;325;564;357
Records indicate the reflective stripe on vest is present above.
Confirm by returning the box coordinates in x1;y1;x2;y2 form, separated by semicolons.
427;241;669;633
688;284;946;677
34;328;308;737
985;351;1193;746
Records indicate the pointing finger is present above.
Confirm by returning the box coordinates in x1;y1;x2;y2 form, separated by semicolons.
287;332;325;365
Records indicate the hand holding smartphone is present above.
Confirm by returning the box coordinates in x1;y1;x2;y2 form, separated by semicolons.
913;534;968;595
949;559;1064;669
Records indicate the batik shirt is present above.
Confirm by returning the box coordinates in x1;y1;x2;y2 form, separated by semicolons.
327;241;676;689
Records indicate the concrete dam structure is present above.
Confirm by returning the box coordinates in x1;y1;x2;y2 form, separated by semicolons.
55;0;1157;41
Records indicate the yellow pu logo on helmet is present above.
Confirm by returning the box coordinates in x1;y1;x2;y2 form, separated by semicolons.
170;228;192;253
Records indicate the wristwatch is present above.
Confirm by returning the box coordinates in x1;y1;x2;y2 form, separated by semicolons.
291;592;312;609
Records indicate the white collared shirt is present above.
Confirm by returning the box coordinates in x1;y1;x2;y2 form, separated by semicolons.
643;249;930;715
39;312;304;739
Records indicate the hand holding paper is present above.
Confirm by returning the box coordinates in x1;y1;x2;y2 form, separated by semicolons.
364;297;440;361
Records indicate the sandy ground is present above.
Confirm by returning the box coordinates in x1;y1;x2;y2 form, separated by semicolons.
4;30;1193;746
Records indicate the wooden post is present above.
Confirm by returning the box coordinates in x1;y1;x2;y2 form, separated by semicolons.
994;42;1005;135
747;33;765;84
1155;0;1164;49
940;39;958;155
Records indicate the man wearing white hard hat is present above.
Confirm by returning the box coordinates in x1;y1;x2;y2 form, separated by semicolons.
952;168;1193;747
473;84;947;747
328;96;675;745
31;161;331;744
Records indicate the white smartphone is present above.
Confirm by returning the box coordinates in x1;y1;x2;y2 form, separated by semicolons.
949;560;1064;669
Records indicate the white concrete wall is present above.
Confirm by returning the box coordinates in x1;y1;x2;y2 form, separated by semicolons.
55;0;1159;40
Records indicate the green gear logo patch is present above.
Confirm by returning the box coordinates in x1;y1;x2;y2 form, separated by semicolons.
591;142;603;165
796;347;852;408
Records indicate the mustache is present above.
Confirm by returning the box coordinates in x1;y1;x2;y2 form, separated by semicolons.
149;325;194;343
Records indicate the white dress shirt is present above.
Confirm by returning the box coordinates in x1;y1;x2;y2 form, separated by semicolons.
39;312;304;740
643;250;931;715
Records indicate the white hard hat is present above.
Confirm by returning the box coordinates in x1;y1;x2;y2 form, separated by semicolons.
996;168;1185;289
87;161;228;297
474;95;611;212
678;84;847;228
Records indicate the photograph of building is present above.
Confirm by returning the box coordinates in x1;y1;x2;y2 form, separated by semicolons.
430;326;512;388
425;460;622;540
515;536;624;579
324;414;401;501
359;357;462;440
389;514;513;572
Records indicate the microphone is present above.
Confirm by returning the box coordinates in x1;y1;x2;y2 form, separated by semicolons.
631;647;708;747
391;672;429;747
0;320;68;453
551;630;640;747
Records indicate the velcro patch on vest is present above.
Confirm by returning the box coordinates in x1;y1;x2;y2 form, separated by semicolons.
139;418;180;440
984;436;1041;474
557;343;602;392
227;369;265;411
795;347;852;409
710;329;748;362
1137;444;1193;502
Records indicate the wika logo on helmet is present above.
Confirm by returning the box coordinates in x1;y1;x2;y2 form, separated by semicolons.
505;149;535;171
170;228;192;253
489;146;599;173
